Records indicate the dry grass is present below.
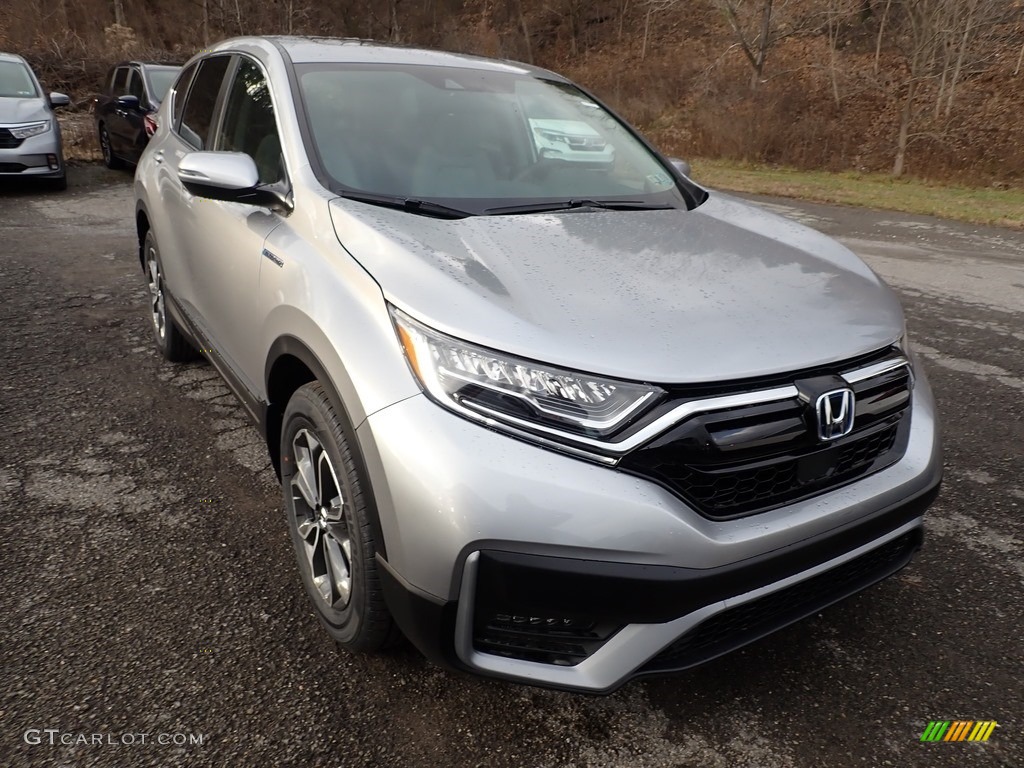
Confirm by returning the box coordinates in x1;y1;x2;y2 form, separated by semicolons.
60;112;103;163
693;158;1024;230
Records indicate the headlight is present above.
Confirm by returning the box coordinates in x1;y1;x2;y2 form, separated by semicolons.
391;308;662;443
896;325;915;363
9;121;50;139
894;328;917;388
897;332;912;359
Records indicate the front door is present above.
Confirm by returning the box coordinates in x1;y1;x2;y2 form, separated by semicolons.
158;54;287;411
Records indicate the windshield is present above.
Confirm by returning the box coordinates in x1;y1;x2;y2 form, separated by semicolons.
296;63;686;214
0;61;40;99
147;67;180;103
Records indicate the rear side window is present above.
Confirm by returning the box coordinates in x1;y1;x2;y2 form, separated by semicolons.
112;67;129;95
170;62;197;131
179;56;231;150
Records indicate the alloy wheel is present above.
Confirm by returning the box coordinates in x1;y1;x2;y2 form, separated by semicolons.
100;126;112;165
146;248;165;342
290;428;353;610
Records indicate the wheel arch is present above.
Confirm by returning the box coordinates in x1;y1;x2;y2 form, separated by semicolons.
264;335;388;559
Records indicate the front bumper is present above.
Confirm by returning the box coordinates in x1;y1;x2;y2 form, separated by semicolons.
0;127;64;177
359;365;942;692
377;485;934;693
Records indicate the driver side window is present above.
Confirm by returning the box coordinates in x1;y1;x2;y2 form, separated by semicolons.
215;58;283;185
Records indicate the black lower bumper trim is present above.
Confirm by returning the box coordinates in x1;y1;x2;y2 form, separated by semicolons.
638;527;922;674
376;556;465;671
377;478;940;688
473;481;939;626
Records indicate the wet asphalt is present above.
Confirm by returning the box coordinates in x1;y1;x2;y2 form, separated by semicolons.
1;165;1022;768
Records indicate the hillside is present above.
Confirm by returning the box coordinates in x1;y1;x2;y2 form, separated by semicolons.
4;0;1023;184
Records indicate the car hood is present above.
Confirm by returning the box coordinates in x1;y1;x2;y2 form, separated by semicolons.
0;97;50;123
328;192;904;383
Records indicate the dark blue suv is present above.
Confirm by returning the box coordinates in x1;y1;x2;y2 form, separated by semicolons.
93;61;180;169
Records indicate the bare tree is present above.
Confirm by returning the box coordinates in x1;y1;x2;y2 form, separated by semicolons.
510;0;533;62
890;0;943;177
641;0;675;59
873;0;891;73
822;0;852;107
716;0;777;91
936;0;1005;118
618;0;631;42
888;0;1008;176
389;0;401;41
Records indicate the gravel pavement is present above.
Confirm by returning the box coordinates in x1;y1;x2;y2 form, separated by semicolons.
1;167;1022;767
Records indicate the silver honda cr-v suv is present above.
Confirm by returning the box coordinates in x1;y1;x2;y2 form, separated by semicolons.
133;36;942;693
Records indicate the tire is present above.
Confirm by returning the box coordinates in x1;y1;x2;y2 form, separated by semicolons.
99;123;125;170
143;230;194;362
281;382;395;651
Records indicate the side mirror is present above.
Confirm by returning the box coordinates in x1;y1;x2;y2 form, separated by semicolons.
49;92;71;108
668;157;692;178
178;151;286;209
115;94;141;110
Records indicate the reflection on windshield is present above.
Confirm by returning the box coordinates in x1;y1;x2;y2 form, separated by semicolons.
297;63;684;214
0;61;39;99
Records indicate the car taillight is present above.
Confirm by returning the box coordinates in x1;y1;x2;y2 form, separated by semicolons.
144;114;158;137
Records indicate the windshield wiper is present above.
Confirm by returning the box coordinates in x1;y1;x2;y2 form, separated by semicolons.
484;199;676;215
339;190;472;219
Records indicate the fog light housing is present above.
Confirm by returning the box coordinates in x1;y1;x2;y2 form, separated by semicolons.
46;154;59;170
473;612;622;666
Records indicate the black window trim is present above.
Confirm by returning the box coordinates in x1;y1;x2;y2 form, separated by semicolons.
168;61;199;134
127;67;147;106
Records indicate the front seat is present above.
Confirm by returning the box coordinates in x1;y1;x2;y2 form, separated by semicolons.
254;133;283;185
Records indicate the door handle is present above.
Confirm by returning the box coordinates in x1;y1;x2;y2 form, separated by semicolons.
153;150;164;165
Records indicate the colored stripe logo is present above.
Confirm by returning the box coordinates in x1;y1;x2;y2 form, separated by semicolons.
920;721;998;742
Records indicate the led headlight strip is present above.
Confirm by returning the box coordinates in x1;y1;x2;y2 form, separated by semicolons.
9;121;50;139
391;307;662;445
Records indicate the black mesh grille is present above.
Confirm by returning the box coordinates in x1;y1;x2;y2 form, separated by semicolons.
654;420;902;516
642;529;921;673
0;162;28;173
473;614;622;666
0;129;24;148
620;358;912;519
